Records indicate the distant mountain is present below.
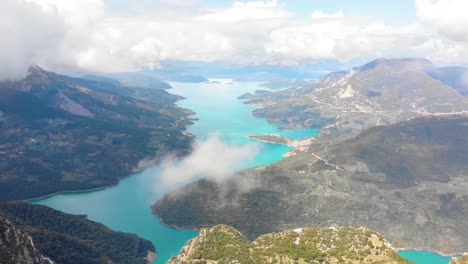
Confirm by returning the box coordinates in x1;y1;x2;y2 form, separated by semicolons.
154;116;468;255
80;74;121;86
153;60;345;81
167;225;412;264
0;203;155;264
243;58;468;134
427;66;468;96
0;66;194;201
106;72;173;89
259;79;309;90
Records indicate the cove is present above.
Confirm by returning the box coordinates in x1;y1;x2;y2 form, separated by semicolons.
29;80;319;263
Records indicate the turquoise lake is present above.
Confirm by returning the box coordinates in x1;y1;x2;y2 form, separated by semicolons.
399;250;455;264
29;80;454;264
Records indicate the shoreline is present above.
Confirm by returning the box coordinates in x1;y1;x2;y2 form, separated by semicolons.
23;170;144;203
146;251;158;264
152;207;200;232
396;247;465;258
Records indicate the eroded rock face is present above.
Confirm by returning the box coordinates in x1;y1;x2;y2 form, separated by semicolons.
167;225;412;264
0;216;53;264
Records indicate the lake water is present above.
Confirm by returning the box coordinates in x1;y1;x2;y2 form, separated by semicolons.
399;250;455;264
29;80;455;264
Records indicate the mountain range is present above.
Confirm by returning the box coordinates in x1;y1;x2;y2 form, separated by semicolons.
242;58;467;134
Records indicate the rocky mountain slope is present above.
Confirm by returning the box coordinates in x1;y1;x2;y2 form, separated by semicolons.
167;224;412;264
0;215;53;264
0;66;194;201
242;58;468;134
0;203;155;264
154;116;468;255
452;255;468;264
428;66;468;96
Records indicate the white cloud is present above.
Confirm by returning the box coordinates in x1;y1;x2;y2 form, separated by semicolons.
415;0;468;41
2;0;468;80
311;10;343;20
265;16;422;62
233;0;280;8
0;0;65;80
156;134;259;190
198;0;291;22
26;0;105;27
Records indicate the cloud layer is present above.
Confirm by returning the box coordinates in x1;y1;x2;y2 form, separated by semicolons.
1;0;468;79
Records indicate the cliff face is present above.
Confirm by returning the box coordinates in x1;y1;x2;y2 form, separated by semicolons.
167;225;412;264
0;216;53;264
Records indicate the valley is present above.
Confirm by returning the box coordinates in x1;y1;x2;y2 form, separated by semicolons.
2;0;468;263
29;80;319;263
1;59;465;264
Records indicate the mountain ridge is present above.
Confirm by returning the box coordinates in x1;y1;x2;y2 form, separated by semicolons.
167;224;413;264
0;66;194;201
243;58;468;135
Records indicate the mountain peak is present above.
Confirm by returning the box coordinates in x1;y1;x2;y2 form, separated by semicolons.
359;58;435;72
27;65;48;75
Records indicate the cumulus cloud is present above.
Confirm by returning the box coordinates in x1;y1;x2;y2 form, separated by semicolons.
156;134;259;190
2;0;468;80
311;10;343;20
415;0;468;41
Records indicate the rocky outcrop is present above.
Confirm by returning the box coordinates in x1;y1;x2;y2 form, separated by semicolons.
0;203;156;264
451;255;468;264
0;216;53;264
167;225;412;264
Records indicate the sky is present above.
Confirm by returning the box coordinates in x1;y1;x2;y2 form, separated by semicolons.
1;0;468;80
